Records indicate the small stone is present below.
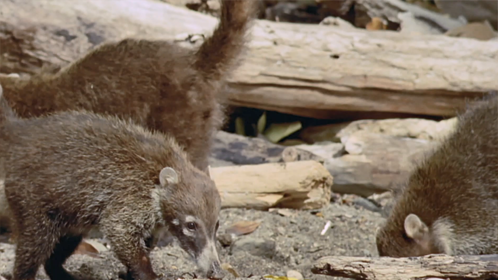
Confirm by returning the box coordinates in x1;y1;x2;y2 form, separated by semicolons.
217;233;233;247
230;237;276;258
286;270;303;280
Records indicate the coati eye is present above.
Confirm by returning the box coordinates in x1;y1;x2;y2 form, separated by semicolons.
186;222;197;231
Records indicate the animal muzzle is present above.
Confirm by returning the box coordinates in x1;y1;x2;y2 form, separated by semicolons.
196;241;225;279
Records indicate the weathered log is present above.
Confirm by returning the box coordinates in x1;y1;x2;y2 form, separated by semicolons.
210;160;333;210
1;0;498;120
210;131;324;167
312;254;498;280
354;0;466;32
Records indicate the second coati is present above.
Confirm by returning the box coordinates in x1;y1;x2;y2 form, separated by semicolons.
0;0;256;173
376;93;498;257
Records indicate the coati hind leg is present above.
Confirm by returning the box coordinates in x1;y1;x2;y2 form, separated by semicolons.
44;235;82;280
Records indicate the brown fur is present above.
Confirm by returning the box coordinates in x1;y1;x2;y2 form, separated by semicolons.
376;93;498;257
0;84;223;280
0;0;256;173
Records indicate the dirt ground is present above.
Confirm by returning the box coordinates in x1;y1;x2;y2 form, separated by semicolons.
0;199;386;280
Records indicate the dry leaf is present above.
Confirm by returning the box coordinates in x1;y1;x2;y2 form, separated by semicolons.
315;212;323;218
263;121;302;143
235;117;246;136
73;240;100;258
225;220;261;236
269;208;296;217
257;111;267;134
221;263;239;278
366;17;386;30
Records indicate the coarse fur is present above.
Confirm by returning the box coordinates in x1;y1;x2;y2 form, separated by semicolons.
0;85;224;280
0;0;256;173
376;94;498;257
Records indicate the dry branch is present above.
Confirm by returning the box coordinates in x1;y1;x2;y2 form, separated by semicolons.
210;160;333;210
312;254;498;280
1;0;498;119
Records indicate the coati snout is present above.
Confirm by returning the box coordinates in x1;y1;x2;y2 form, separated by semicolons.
169;215;224;279
157;167;224;279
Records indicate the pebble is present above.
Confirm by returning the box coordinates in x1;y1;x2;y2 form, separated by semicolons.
286;270;303;280
217;233;234;247
230;237;276;258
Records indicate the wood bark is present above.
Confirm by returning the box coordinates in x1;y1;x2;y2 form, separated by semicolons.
0;159;333;231
210;160;333;210
1;0;498;120
210;131;324;167
312;254;498;280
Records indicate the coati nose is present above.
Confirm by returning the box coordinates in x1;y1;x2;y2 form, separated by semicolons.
206;261;225;279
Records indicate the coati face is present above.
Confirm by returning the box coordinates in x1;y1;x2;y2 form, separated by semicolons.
158;167;224;279
376;213;450;257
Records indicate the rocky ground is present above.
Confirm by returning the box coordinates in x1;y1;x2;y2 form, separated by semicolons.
0;198;386;280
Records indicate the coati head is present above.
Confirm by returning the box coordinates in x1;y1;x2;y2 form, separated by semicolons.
157;166;224;279
376;213;454;257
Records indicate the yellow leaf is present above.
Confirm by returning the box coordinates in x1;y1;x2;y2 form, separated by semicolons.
263;121;302;143
235;117;245;136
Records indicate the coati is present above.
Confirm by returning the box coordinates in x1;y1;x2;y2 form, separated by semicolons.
0;0;256;173
0;85;224;280
376;93;498;257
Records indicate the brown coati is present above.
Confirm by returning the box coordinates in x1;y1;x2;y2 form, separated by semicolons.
376;93;498;257
0;85;224;280
0;0;256;173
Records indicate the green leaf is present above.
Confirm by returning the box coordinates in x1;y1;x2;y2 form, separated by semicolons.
235;117;245;136
257;111;267;134
263;121;302;143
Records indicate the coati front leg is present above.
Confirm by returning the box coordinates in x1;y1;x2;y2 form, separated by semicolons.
10;217;60;280
99;210;159;280
44;235;83;280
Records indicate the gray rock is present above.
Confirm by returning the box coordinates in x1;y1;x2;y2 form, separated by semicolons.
337;118;458;142
230;237;276;259
286;270;304;280
435;0;498;30
217;233;234;247
325;131;438;196
294;141;344;159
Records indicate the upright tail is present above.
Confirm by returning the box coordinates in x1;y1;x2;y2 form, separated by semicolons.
0;84;16;125
193;0;257;81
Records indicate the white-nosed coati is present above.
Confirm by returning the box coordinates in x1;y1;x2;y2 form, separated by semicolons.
0;0;257;235
0;0;256;173
376;93;498;257
0;84;224;280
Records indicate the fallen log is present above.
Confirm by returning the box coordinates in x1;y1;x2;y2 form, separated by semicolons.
0;160;332;231
1;0;498;119
210;131;324;167
210;160;333;210
312;254;498;280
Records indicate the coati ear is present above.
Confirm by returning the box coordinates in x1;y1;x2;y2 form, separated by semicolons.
404;213;429;242
159;167;179;187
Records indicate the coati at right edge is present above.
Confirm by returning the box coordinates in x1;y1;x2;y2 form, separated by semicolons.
376;93;498;257
0;0;257;173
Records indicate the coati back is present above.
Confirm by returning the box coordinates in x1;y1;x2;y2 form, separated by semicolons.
0;85;224;280
376;94;498;257
0;0;256;173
